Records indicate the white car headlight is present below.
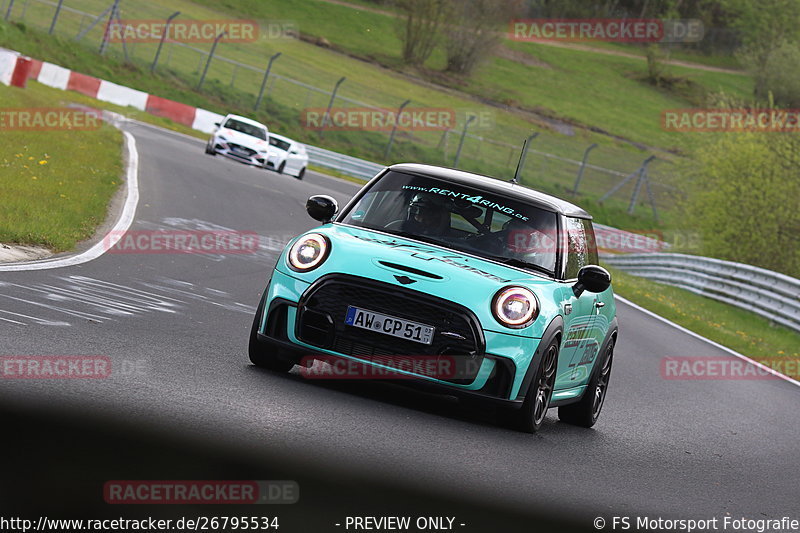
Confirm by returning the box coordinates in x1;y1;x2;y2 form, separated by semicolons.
287;233;329;271
492;286;539;328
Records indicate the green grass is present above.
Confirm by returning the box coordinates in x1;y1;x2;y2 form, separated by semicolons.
0;82;122;251
0;1;755;227
186;0;753;148
0;17;685;232
606;266;800;365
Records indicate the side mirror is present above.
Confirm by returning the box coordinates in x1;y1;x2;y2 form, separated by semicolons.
572;265;611;297
306;195;338;223
214;122;220;126
289;150;298;154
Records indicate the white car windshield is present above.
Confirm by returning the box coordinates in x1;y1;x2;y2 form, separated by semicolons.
269;137;292;151
223;119;267;140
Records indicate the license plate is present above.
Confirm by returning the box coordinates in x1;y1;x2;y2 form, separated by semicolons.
345;306;435;345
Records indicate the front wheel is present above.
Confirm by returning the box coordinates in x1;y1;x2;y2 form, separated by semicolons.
277;161;286;174
513;339;559;433
558;338;615;428
296;167;305;180
249;291;296;372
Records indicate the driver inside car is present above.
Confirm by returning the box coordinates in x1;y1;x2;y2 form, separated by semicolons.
402;193;453;237
504;218;557;269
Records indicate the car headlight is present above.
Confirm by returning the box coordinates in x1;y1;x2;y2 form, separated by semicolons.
287;233;330;271
492;286;539;328
218;135;228;142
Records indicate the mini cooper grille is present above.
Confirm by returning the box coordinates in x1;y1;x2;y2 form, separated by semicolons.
297;275;485;383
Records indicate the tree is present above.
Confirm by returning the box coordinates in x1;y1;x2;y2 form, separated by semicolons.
442;0;519;76
681;130;800;277
722;0;800;101
396;0;451;66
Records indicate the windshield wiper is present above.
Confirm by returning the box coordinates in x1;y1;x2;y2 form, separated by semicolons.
485;256;552;276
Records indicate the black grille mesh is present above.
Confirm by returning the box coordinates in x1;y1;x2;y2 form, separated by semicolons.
297;276;484;383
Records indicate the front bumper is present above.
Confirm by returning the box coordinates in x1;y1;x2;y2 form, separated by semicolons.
256;269;554;405
213;141;267;167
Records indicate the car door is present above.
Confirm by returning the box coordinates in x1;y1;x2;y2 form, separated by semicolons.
555;216;605;389
285;142;303;175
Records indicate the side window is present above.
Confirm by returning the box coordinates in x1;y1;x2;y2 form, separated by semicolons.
582;219;599;265
564;217;590;280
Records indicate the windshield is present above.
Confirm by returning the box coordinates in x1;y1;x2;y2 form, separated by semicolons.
339;171;559;276
269;137;292;151
223;118;267;140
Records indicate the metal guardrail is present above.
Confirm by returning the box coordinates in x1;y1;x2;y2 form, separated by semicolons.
305;145;384;180
602;253;800;333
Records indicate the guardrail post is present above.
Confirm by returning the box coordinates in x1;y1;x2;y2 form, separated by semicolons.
572;143;598;195
254;52;282;111
151;11;180;73
384;99;411;161
453;115;476;168
4;0;14;21
319;76;346;139
197;31;227;90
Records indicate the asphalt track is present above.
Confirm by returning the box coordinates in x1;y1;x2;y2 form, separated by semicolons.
0;122;798;532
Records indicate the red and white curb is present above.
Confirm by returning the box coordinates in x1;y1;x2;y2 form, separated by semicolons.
0;48;223;133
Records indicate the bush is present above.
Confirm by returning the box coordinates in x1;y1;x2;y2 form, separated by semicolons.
761;41;800;107
682;131;800;277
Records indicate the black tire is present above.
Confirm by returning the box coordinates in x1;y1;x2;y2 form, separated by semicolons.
205;144;216;155
558;337;615;428
249;291;296;372
296;167;305;180
512;338;559;433
277;161;286;174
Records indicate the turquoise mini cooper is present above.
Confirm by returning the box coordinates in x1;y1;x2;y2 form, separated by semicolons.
249;164;618;432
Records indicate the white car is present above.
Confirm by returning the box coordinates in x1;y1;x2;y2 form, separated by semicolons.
266;133;308;179
205;114;270;168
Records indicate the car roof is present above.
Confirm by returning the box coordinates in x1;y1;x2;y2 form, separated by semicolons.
224;114;268;130
268;133;294;144
388;163;592;219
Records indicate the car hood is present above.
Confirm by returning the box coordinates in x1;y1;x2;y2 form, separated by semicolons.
216;129;268;151
277;224;562;333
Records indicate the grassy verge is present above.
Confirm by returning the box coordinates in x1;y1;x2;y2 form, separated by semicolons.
0;82;122;252
605;265;800;365
0;19;682;231
0;1;753;231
